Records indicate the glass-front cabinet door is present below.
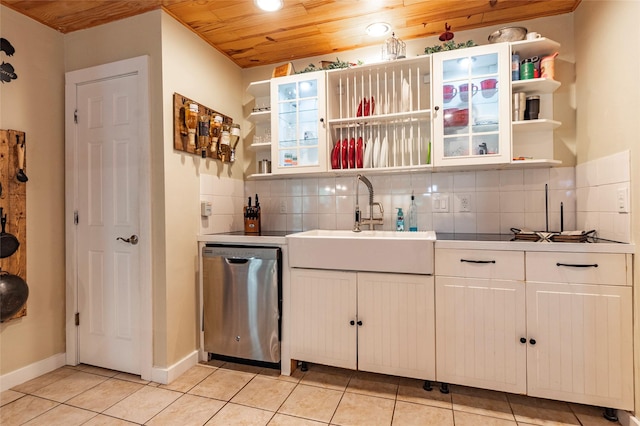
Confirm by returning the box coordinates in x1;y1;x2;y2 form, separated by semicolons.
270;73;327;174
432;43;511;166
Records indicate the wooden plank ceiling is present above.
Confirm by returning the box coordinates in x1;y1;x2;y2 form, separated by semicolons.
1;0;580;68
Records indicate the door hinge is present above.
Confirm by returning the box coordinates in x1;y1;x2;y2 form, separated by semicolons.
74;109;78;124
75;312;80;326
74;210;79;225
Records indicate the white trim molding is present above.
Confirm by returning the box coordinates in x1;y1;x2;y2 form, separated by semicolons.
150;351;198;385
619;410;640;426
0;353;66;392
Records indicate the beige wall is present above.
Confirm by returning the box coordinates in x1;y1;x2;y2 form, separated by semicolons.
574;0;640;414
0;6;66;373
159;12;243;367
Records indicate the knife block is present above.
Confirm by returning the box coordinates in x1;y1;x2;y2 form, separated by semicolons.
244;207;261;234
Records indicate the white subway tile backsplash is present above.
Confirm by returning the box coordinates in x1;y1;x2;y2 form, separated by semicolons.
500;212;525;233
302;196;318;214
432;172;454;193
302;178;319;196
288;196;303;214
476;213;500;233
475;191;500;213
318;177;336;195
475;170;500;191
454;212;476;233
597;150;630;185
335;195;353;214
318;213;337;230
317;195;336;214
433;212;454;233
549;167;575;189
524;190;545;213
548;189;575;212
391;174;412;194
410;173;431;193
287;179;303;196
499;191;525;213
285;214;301;232
202;153;630;242
302;213;319;231
499;169;524;191
597;184;619;213
524;212;547;232
453;172;475;192
523;168;550;191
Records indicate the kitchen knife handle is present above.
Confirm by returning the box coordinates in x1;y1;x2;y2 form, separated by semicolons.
460;259;496;264
556;262;598;268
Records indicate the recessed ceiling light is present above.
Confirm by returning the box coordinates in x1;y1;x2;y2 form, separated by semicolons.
255;0;283;12
366;22;391;37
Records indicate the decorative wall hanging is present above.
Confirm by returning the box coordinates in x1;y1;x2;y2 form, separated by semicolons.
173;93;236;162
0;38;17;84
0;129;28;322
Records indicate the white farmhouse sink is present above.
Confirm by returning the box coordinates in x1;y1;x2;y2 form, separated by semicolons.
286;229;436;274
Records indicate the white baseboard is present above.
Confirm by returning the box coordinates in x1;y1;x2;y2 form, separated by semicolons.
0;353;67;392
150;350;198;385
619;410;640;426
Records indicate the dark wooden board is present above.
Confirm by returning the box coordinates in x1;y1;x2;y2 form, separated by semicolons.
0;129;27;321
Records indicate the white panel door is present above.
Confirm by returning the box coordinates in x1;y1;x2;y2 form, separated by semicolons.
76;74;140;374
526;282;633;410
357;273;435;380
290;269;357;369
435;277;526;393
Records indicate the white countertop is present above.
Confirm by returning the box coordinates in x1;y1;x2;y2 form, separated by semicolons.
198;232;288;245
435;239;634;253
198;231;634;254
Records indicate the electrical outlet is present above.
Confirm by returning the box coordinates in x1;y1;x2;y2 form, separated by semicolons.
458;194;472;212
279;199;287;214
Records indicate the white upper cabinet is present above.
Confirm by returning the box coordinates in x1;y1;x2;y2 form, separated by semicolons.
432;43;512;166
325;56;433;171
270;72;327;175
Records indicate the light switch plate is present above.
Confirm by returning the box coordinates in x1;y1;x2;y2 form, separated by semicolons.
617;187;629;213
432;194;449;212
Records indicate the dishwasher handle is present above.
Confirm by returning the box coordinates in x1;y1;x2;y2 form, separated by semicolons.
225;257;251;264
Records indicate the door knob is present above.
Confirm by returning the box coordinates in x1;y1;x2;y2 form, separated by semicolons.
520;337;526;344
116;235;139;245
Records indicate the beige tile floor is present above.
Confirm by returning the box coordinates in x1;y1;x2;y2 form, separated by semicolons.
0;361;621;425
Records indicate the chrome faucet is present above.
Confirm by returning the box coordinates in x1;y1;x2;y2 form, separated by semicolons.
353;174;384;232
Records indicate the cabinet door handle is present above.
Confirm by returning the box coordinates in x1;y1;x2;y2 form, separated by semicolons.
460;259;496;264
556;262;598;268
350;320;355;326
357;320;363;326
520;337;527;344
434;106;440;111
529;338;536;345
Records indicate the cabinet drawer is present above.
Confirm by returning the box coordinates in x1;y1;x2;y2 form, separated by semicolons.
436;249;524;280
526;252;630;286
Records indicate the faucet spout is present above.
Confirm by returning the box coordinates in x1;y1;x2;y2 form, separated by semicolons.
354;174;383;232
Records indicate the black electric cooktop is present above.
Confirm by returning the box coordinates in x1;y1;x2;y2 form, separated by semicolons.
436;233;515;241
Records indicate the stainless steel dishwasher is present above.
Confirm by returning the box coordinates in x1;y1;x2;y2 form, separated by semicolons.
202;244;281;365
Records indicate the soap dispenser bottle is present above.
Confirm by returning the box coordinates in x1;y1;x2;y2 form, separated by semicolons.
396;208;405;231
408;193;418;232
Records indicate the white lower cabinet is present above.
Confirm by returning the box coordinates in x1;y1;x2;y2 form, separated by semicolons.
436;276;527;394
526;252;633;410
435;249;633;410
290;268;435;379
435;249;526;393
